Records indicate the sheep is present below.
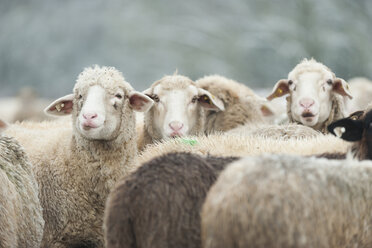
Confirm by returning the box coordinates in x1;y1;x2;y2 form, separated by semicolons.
345;77;372;115
328;104;372;160
138;132;348;165
104;152;238;248
0;87;56;123
195;75;271;133
267;58;353;133
254;88;289;124
0;119;44;247
228;123;321;140
259;98;288;124
138;74;224;150
201;154;372;248
5;65;153;248
308;109;368;160
13;87;56;122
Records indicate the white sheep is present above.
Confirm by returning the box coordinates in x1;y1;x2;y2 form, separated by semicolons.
202;154;372;248
345;77;372;114
5;65;153;248
0;87;56;123
138;74;224;150
0;119;44;247
195;75;271;133
267;58;353;133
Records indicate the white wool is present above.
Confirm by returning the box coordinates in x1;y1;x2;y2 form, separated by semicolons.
139;132;349;165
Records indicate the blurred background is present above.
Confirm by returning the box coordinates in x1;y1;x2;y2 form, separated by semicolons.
0;0;371;121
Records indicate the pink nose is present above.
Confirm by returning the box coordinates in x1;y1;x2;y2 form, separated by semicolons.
169;121;184;131
83;113;97;120
299;98;315;109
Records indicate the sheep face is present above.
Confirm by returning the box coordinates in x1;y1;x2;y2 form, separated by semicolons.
328;109;372;160
267;59;352;128
75;84;126;140
144;76;224;138
45;66;153;140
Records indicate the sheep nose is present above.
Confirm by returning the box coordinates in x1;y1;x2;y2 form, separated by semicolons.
169;121;184;131
300;98;315;109
83;113;98;120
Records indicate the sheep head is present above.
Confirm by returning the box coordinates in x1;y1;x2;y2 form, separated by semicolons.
44;65;153;141
328;109;372;160
143;75;224;139
267;58;352;128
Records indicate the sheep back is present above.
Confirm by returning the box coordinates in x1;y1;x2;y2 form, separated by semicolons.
104;152;238;248
139;133;349;165
228;123;321;140
0;135;44;248
202;155;372;248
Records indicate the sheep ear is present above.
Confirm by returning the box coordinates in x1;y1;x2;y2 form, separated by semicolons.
129;91;154;112
44;94;74;116
260;103;275;117
0;119;8;132
250;96;275;117
348;110;364;121
197;88;225;111
267;79;290;100
333;78;353;99
327;118;363;141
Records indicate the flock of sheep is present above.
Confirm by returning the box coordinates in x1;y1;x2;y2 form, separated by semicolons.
1;58;372;247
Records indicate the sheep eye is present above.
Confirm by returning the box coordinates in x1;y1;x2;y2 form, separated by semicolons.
199;95;211;104
149;94;159;103
191;96;198;103
288;80;293;86
78;94;83;99
327;79;333;85
115;94;123;99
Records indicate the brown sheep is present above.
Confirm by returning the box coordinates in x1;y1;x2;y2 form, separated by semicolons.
196;75;269;133
104;152;238;248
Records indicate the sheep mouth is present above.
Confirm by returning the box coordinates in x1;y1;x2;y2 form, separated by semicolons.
82;122;99;131
170;132;183;138
301;112;315;118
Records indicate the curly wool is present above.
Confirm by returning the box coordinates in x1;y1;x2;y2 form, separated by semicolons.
0;135;44;248
5;66;139;248
228;123;321;140
138;132;349;165
202;154;372;248
104;152;238;248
